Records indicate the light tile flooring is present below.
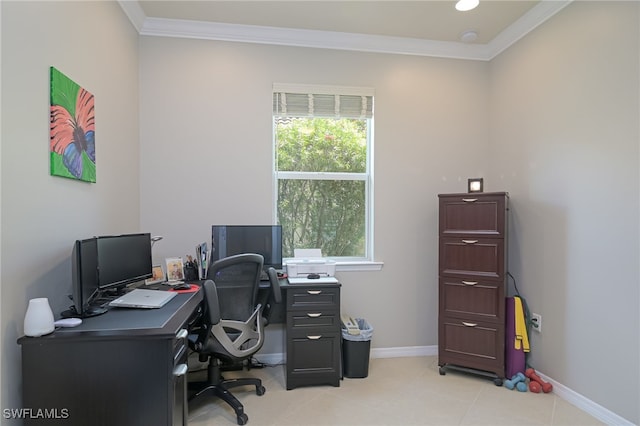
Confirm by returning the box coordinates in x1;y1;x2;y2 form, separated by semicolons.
188;356;604;426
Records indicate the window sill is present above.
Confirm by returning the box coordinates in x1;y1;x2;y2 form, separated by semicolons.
335;261;384;272
283;258;383;272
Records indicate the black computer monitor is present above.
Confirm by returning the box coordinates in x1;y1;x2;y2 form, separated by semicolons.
95;233;153;290
211;225;283;271
70;237;103;317
67;233;152;318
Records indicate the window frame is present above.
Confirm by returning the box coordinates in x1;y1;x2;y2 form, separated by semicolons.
272;85;377;267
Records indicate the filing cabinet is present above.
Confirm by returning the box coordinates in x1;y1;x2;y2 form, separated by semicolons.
438;192;508;385
284;282;341;390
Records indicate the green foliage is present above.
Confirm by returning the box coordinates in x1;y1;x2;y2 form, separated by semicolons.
276;118;368;257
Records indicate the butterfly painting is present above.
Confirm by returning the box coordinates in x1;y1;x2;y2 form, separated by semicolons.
50;67;96;182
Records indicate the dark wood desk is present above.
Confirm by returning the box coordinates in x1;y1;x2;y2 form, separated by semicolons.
18;289;202;426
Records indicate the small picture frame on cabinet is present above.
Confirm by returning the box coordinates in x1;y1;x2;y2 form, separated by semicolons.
468;178;483;193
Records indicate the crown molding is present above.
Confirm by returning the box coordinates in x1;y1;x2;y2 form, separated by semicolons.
119;0;571;61
487;0;572;58
117;0;145;33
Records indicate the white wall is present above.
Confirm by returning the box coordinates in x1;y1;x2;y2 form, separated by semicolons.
138;36;490;355
1;0;139;412
489;2;639;423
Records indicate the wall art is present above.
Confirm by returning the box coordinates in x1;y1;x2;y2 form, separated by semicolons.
50;67;96;182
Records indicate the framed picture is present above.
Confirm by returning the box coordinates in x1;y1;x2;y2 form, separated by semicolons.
468;178;484;193
146;265;165;285
165;257;185;282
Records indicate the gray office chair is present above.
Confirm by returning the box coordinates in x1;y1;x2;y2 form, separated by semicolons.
188;253;281;425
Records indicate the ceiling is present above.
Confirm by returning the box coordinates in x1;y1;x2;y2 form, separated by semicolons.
120;0;572;60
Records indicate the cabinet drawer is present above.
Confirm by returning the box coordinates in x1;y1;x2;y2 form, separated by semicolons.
439;193;507;238
439;317;504;371
286;332;341;390
287;311;339;331
439;237;504;279
439;278;504;322
287;287;340;310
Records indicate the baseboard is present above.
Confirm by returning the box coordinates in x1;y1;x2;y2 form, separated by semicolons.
537;371;634;426
256;345;632;425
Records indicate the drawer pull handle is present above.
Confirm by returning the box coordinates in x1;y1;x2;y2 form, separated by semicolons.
462;281;478;286
462;322;478;327
176;329;188;339
307;290;322;295
462;198;478;202
307;335;322;340
307;313;322;318
462;240;478;244
173;363;188;377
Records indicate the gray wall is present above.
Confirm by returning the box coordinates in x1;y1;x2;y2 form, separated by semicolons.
489;2;639;422
1;0;139;413
138;36;491;355
1;1;638;424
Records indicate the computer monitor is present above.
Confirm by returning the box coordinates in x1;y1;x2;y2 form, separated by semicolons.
211;225;283;271
95;233;152;290
67;233;152;318
70;237;103;317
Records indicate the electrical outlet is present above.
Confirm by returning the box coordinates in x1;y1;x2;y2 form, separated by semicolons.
531;313;542;333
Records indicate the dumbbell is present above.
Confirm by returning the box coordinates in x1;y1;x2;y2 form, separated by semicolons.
525;368;553;393
529;380;542;393
504;372;527;392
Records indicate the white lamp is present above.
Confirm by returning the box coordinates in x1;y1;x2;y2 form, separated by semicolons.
23;298;55;337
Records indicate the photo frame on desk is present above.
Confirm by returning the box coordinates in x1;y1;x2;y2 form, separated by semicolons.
165;257;185;282
146;264;165;285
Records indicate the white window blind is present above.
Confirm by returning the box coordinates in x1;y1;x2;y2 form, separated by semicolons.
272;84;374;119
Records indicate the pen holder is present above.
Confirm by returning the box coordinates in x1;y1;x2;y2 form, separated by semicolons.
184;262;198;281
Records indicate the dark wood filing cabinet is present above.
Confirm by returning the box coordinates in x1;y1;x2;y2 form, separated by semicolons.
438;192;508;385
283;282;342;390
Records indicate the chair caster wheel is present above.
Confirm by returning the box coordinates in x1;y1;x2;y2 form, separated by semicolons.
439;367;446;376
237;413;249;425
256;385;266;396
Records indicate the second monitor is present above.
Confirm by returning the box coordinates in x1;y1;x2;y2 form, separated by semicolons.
210;225;283;272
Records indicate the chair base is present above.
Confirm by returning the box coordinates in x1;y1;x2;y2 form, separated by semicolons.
188;360;266;425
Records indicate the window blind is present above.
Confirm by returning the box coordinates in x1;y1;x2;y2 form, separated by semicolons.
273;89;373;119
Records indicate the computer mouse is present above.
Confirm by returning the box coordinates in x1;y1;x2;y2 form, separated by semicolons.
174;283;192;290
307;273;320;279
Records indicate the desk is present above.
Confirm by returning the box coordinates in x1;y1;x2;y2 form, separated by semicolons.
17;290;202;426
17;278;342;424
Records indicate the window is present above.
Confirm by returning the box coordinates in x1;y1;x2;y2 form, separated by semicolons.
273;84;374;261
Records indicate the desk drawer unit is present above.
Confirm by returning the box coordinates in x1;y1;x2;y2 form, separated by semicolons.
438;192;508;385
285;284;341;390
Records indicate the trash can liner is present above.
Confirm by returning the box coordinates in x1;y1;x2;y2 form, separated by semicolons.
341;318;373;341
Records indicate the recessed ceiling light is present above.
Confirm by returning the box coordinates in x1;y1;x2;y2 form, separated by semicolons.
460;30;478;43
455;0;479;12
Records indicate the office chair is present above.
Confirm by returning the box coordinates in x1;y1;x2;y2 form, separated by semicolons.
188;253;281;425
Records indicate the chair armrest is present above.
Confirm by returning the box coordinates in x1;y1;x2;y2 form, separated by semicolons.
267;267;282;304
202;280;221;324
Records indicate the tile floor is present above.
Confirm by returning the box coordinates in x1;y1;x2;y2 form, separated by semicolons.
188;356;604;426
